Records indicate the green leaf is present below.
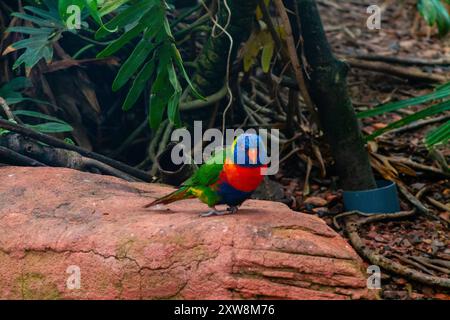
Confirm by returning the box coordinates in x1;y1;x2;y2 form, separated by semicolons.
435;80;450;91
417;0;450;36
168;90;182;126
0;77;32;92
434;0;450;36
96;20;148;58
99;0;203;127
85;0;102;25
357;85;450;118
425;120;450;147
13;110;70;125
366;100;450;140
8;2;65;71
95;0;156;39
149;65;173;128
111;36;155;91
167;61;182;125
11;12;58;28
85;0;119;33
64;137;76;145
95;3;164;58
24;5;61;23
418;0;438;25
122;59;156;111
12;38;54;70
261;40;274;73
27;122;73;133
149;95;166;129
7;26;54;35
9;34;51;50
0;77;33;105
98;0;131;16
171;44;204;100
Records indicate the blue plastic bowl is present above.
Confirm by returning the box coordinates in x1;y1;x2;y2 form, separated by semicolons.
343;180;400;214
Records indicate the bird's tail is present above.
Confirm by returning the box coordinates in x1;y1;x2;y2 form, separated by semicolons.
143;186;192;208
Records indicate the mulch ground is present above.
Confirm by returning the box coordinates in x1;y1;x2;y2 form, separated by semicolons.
276;0;449;300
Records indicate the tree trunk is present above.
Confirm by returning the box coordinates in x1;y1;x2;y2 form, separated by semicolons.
296;0;376;191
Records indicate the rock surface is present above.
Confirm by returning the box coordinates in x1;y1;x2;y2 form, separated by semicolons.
0;167;374;299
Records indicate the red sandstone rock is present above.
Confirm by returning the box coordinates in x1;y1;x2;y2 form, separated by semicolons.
0;167;375;299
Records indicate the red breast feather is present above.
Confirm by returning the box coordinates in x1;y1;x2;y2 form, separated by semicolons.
221;158;266;192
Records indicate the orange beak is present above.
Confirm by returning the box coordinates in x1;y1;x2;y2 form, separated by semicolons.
248;148;258;164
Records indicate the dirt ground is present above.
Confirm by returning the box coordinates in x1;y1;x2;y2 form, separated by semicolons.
276;0;449;300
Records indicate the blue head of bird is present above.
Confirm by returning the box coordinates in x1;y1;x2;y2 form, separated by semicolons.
232;133;267;167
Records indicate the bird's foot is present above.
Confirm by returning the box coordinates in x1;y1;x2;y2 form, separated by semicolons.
200;209;228;217
227;206;239;214
200;206;239;217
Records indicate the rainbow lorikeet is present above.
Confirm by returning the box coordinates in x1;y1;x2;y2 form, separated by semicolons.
144;133;267;216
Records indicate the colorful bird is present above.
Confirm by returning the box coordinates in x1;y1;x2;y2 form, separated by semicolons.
144;133;267;216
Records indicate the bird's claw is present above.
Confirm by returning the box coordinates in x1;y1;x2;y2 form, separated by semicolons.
200;210;228;217
200;206;238;217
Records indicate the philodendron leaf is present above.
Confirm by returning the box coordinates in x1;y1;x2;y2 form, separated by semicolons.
7;2;65;71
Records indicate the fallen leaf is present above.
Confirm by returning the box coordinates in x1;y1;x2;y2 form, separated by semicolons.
304;196;327;207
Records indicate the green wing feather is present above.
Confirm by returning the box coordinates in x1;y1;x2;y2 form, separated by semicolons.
143;147;231;208
182;147;229;187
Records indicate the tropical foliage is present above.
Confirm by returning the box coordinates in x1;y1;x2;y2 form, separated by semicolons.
5;0;202;129
0;77;73;134
358;81;450;148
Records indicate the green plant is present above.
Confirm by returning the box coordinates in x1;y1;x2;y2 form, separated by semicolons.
426;119;450;147
5;0;68;72
0;78;73;135
417;0;450;36
96;0;203;128
0;77;33;104
6;0;203;129
12;110;74;133
5;0;106;71
358;82;450;148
